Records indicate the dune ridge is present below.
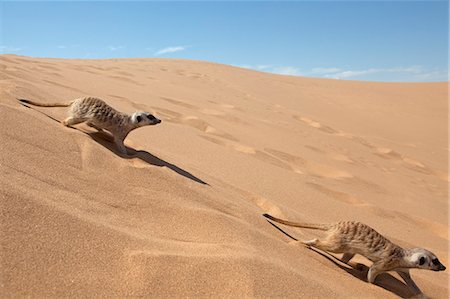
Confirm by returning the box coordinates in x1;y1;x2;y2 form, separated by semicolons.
1;55;448;298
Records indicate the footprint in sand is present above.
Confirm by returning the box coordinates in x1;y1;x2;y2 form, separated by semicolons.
307;183;364;205
160;96;198;110
161;97;246;125
293;115;339;134
294;115;376;149
306;162;353;179
374;147;442;177
264;148;352;179
42;79;84;93
108;75;143;86
327;153;354;163
361;205;449;241
303;146;354;164
173;116;239;142
242;191;284;216
200;135;256;154
200;136;296;173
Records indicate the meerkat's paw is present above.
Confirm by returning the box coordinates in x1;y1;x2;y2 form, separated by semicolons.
409;293;428;299
354;263;366;271
301;238;318;248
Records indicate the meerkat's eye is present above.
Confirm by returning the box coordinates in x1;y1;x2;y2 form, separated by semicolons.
147;114;156;121
419;256;426;265
432;258;440;265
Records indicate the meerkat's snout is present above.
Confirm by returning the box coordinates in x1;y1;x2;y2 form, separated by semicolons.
410;248;446;272
147;113;162;124
431;258;446;271
133;112;161;126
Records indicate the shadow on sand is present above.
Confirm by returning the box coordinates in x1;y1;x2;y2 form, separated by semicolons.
18;102;208;185
88;131;208;185
264;219;417;298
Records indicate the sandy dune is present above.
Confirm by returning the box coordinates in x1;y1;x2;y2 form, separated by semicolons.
0;54;448;298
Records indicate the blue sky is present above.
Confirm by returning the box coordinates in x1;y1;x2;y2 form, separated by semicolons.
0;1;448;82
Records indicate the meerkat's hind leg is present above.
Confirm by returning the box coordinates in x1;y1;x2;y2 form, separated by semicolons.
302;238;343;254
341;253;355;264
301;238;319;248
397;270;422;295
63;117;87;127
340;253;365;271
86;121;105;132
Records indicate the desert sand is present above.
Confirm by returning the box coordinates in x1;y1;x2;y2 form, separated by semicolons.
0;54;448;298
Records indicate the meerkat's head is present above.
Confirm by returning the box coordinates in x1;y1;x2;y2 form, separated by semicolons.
131;112;162;127
406;248;446;271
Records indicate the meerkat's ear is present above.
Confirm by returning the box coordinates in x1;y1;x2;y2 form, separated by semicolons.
136;115;142;122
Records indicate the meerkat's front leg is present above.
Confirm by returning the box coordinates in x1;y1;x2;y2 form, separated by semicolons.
367;260;387;283
114;136;128;155
397;270;422;295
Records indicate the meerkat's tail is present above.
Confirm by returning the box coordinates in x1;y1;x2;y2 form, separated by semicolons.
18;98;73;107
263;213;331;230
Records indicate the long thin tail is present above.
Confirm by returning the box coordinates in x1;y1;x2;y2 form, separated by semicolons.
18;98;73;107
263;213;331;230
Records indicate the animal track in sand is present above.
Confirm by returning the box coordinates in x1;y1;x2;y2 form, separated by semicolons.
42;79;84;93
160;97;246;123
202;140;352;179
293;116;339;134
362;205;448;241
241;191;284;216
264;148;305;174
200;136;256;154
295;115;446;181
200;136;296;173
306;183;364;205
264;148;353;179
172;116;239;142
303;146;354;164
160;96;198;110
154;100;240;141
293;115;376;149
108;75;144;86
374;147;443;178
306;162;353;179
327;153;354;163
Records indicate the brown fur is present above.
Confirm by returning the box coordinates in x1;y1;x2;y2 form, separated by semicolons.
19;97;161;155
263;213;446;295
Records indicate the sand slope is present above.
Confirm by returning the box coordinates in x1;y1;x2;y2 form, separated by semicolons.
0;55;448;298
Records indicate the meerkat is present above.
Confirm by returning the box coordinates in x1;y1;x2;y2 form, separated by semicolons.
263;213;446;295
18;97;161;155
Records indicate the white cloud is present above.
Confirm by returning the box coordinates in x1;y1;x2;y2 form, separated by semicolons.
271;66;302;76
233;63;446;81
0;45;22;53
310;67;341;74
255;65;272;70
154;46;189;55
235;64;302;76
310;65;447;81
331;69;380;79
108;45;125;51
